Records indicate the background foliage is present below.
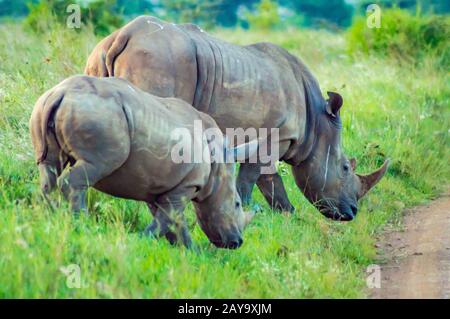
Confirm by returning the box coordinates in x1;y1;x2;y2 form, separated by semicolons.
348;8;449;67
1;0;450;31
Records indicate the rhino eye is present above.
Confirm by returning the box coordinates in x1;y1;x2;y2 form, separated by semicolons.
235;201;241;208
343;163;350;172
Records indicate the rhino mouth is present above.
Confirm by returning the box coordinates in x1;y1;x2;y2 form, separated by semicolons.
211;237;243;249
319;201;358;221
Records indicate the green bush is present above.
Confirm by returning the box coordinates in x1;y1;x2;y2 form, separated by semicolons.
290;0;353;28
163;0;223;29
85;0;123;36
23;0;59;33
347;8;450;67
246;0;281;30
23;0;123;36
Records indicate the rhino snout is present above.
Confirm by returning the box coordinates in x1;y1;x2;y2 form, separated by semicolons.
337;199;358;221
211;233;243;249
227;237;243;249
318;199;358;221
212;236;244;249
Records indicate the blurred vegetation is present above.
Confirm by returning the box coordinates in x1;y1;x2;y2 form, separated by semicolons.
279;0;354;28
17;0;450;70
347;8;450;68
246;0;280;30
23;0;123;35
162;0;224;29
2;0;448;31
355;0;450;14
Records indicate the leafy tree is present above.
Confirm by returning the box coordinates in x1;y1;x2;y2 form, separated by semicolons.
215;0;258;27
280;0;354;27
246;0;280;30
115;0;155;16
0;0;37;17
23;0;123;35
163;0;225;28
85;0;124;35
355;0;450;14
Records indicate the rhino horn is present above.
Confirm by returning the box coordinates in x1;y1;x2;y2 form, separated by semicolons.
357;159;390;198
228;139;259;162
244;211;255;228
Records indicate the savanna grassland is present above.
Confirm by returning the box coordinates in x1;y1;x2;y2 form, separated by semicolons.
0;19;448;298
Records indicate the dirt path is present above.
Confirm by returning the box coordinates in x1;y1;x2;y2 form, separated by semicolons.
371;191;450;299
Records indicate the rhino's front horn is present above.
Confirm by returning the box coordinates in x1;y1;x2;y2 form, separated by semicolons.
228;139;259;162
357;159;390;198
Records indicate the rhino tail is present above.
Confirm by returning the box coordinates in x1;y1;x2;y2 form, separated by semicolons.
105;30;130;77
84;49;109;77
36;90;65;164
84;30;119;77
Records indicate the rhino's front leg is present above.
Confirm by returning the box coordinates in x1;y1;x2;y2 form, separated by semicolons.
236;163;262;207
144;201;192;248
256;173;294;213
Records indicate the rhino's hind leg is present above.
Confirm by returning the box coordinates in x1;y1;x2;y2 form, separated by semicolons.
57;160;111;213
256;173;294;213
144;201;192;248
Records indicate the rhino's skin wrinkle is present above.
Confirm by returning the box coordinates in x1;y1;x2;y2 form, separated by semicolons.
30;75;253;248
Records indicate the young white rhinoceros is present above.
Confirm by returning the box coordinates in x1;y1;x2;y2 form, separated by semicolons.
29;75;255;249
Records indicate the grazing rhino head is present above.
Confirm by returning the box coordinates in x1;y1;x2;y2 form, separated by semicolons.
195;164;254;249
194;140;256;248
292;92;389;221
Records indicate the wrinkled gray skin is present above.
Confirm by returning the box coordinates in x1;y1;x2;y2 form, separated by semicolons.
85;16;389;221
29;75;254;249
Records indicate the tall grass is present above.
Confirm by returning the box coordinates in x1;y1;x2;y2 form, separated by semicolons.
0;20;448;298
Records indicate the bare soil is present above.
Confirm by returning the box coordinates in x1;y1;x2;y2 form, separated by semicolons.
370;191;450;299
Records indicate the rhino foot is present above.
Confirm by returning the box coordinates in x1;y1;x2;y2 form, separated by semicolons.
143;219;193;248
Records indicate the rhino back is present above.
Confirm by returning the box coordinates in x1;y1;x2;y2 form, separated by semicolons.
89;77;211;199
184;29;308;146
38;76;206;201
110;17;198;104
87;17;323;158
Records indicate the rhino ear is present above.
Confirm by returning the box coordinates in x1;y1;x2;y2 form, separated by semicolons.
326;91;343;118
350;157;357;171
244;211;255;228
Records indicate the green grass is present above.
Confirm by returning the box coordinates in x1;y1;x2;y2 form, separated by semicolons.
0;23;448;298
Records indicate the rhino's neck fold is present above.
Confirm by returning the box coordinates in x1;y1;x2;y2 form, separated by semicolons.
188;32;219;114
291;75;323;165
297;111;318;164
